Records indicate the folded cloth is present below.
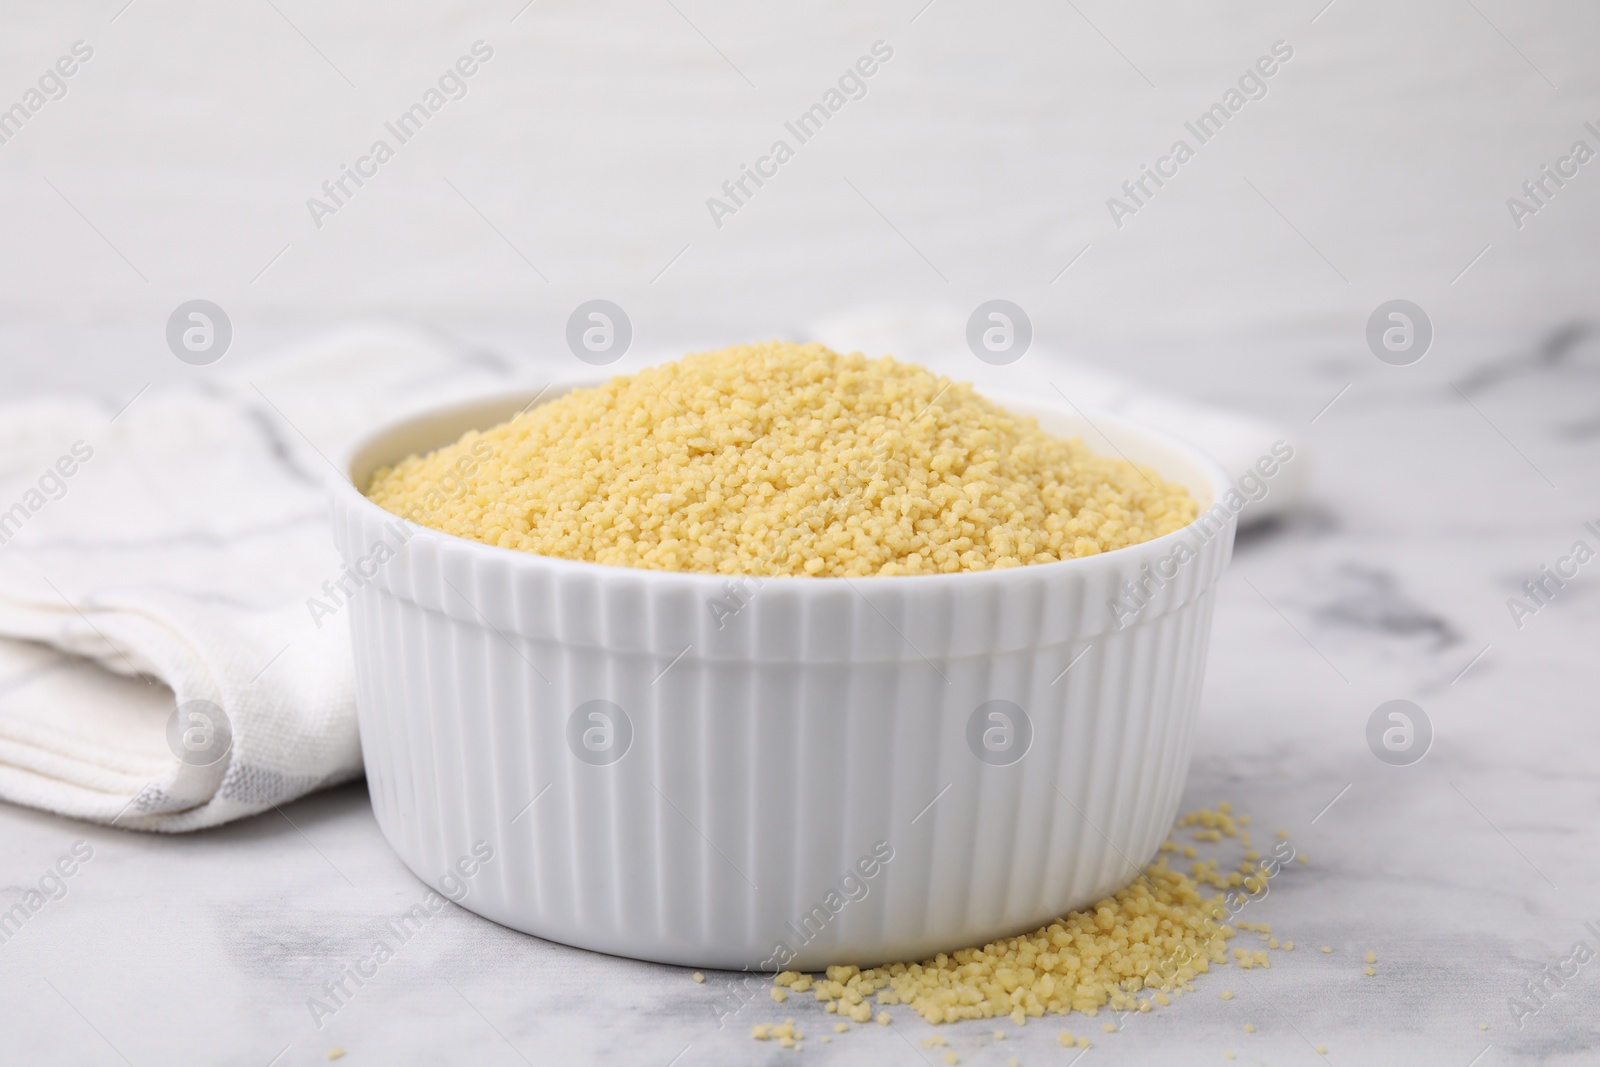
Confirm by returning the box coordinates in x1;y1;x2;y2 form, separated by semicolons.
0;323;1308;831
0;325;527;831
806;306;1311;526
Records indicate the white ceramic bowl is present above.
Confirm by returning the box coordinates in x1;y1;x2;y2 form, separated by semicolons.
329;384;1235;972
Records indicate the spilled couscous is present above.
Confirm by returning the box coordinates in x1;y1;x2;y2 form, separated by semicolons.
754;804;1312;1037
364;341;1197;576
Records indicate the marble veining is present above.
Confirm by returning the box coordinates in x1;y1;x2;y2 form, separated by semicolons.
1;323;1596;1066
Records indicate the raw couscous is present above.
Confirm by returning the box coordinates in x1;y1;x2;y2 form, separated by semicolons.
754;803;1314;1038
364;341;1197;576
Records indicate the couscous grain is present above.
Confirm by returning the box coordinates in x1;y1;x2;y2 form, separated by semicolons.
760;805;1297;1035
366;342;1197;576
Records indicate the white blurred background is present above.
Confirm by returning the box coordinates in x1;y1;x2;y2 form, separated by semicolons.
2;0;1596;398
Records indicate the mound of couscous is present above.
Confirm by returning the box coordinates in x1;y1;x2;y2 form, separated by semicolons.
752;803;1309;1043
364;342;1196;576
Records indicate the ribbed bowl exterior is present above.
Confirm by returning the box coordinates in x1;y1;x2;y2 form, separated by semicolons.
331;391;1236;971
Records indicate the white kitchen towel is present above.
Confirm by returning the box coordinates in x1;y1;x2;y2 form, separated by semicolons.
0;325;529;832
0;322;1308;831
805;305;1312;526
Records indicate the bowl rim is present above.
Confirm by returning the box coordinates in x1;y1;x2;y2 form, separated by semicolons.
330;380;1237;590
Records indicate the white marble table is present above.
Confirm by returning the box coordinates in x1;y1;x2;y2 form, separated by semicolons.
3;321;1598;1066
